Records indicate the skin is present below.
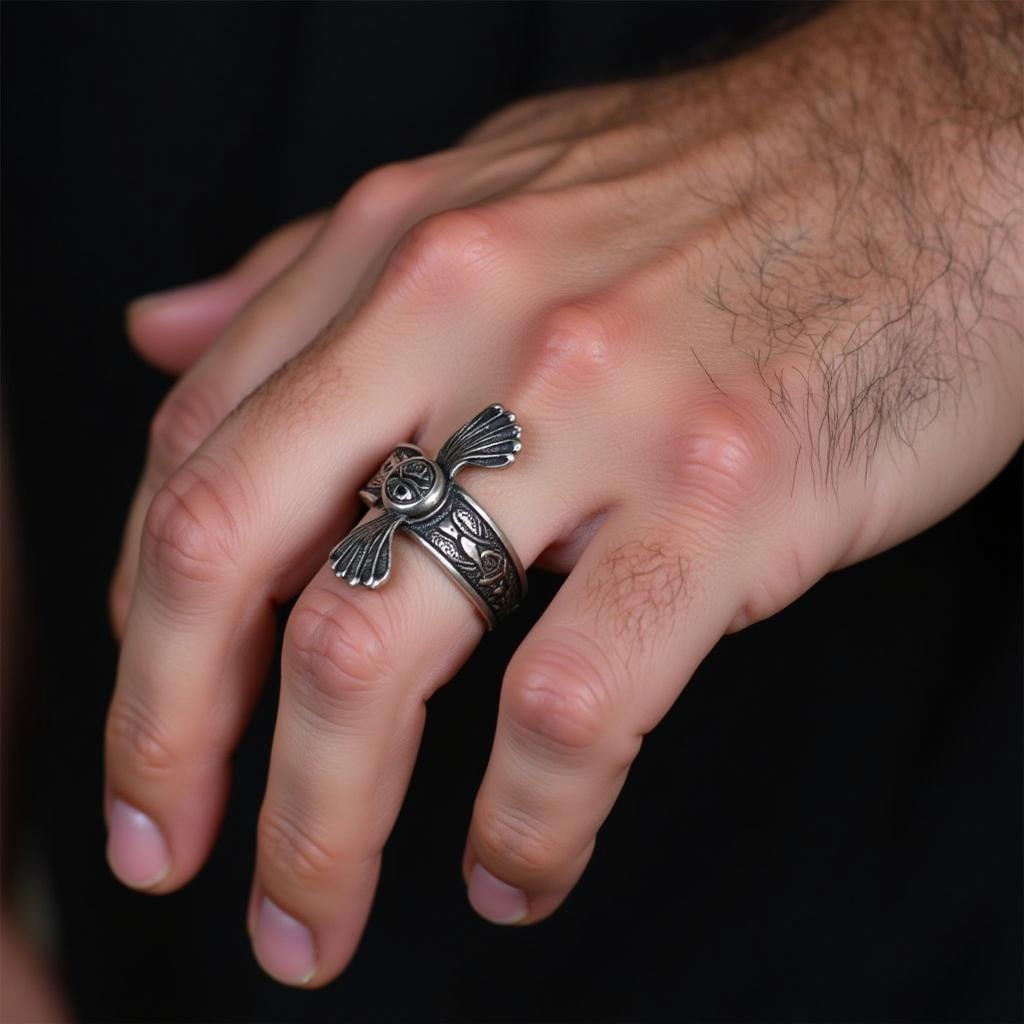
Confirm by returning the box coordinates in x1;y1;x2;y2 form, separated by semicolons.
104;1;1022;987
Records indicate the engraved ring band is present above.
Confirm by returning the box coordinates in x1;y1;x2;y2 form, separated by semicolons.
327;404;526;628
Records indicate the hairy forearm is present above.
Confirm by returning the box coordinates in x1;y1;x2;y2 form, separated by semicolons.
668;0;1024;480
915;0;1022;130
793;0;1023;292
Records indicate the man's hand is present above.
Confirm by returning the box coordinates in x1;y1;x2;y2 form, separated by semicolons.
105;1;1022;986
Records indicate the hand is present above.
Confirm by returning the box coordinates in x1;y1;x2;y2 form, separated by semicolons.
106;0;1022;987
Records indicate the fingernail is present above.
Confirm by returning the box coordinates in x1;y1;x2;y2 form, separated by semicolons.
467;862;528;924
252;897;317;985
106;799;171;889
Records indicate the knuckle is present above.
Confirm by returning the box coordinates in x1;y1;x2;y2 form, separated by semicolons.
662;396;782;512
141;465;240;588
106;693;179;780
504;636;617;754
337;160;430;227
474;805;564;879
148;384;222;480
521;300;628;394
258;807;348;887
381;207;509;303
284;587;392;725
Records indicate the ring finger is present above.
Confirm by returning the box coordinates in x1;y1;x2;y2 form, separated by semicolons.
251;394;614;985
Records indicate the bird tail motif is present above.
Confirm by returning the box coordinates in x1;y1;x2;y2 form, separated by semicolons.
329;510;403;588
436;404;522;477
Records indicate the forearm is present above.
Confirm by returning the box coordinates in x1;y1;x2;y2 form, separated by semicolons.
665;0;1024;483
786;0;1023;294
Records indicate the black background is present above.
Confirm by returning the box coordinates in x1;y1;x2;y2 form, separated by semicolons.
2;2;1021;1021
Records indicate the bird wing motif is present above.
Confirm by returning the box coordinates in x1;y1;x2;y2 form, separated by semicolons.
436;405;522;477
329;510;404;588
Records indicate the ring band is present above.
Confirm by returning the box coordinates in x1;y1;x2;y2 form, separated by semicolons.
398;480;526;627
328;405;526;628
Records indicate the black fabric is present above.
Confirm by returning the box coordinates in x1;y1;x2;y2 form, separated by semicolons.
2;2;1020;1021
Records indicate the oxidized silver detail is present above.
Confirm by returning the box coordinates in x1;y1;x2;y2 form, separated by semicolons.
328;404;525;627
381;456;447;517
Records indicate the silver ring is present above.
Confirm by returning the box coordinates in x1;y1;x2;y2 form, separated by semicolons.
328;405;526;628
